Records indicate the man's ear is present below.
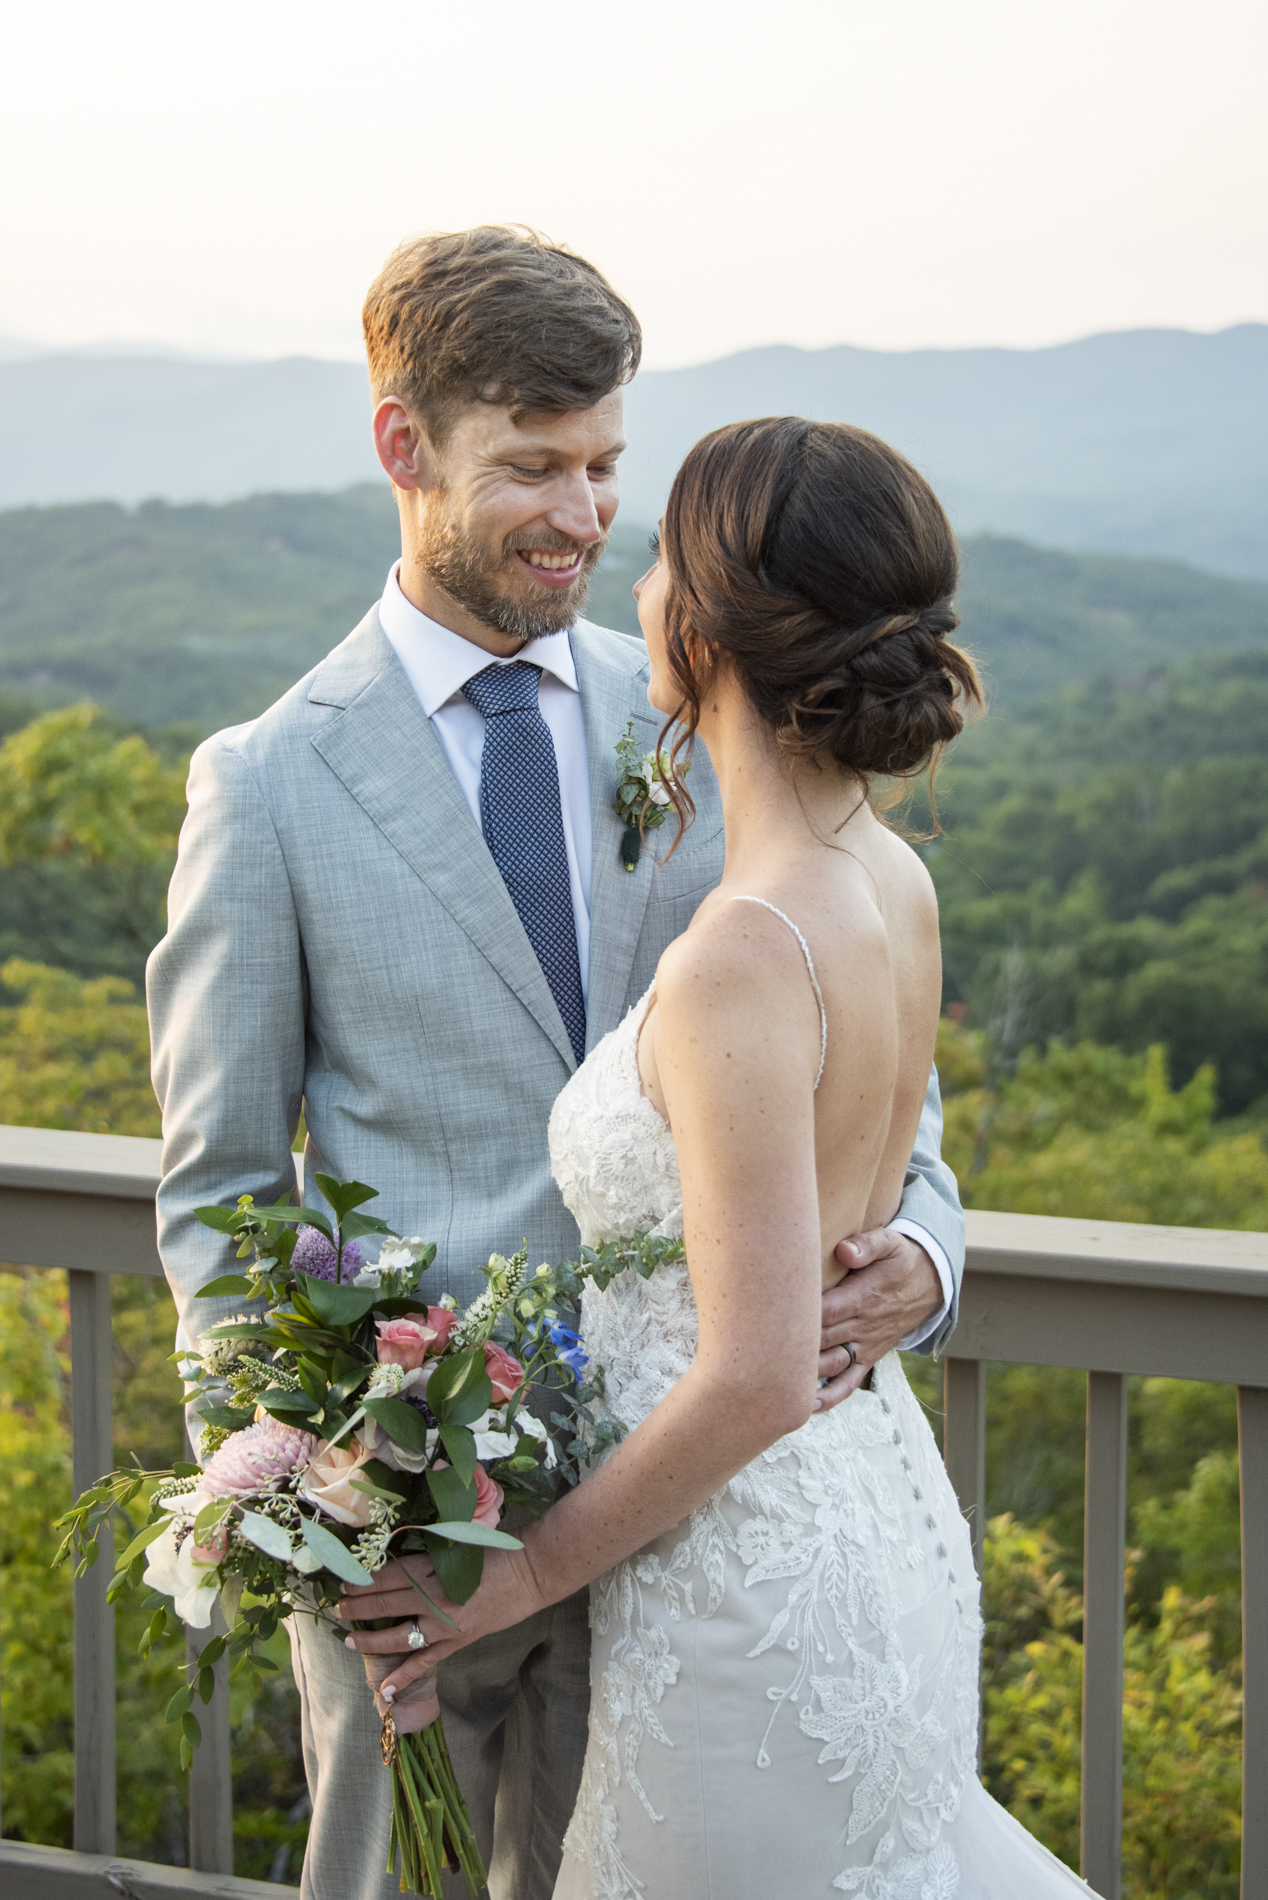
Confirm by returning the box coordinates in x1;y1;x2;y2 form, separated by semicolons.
372;399;440;493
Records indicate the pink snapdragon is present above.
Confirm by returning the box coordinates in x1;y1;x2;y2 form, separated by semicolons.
375;1309;458;1371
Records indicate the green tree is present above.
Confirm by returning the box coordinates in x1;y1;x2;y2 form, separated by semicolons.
982;1516;1242;1897
0;705;187;987
0;959;159;1135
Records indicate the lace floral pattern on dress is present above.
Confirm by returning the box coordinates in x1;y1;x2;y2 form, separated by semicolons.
547;993;982;1900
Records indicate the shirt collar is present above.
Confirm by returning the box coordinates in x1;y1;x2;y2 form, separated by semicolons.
377;561;579;718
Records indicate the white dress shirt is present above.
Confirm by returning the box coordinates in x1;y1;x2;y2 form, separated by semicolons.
375;563;951;1349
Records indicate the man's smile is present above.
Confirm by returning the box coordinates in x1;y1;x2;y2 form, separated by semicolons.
515;547;585;588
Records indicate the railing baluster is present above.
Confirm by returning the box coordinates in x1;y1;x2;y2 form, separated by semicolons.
1239;1386;1268;1900
68;1268;116;1856
1082;1370;1127;1900
943;1356;987;1576
187;1599;234;1873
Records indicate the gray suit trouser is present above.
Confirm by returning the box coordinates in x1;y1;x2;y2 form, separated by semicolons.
290;1592;590;1900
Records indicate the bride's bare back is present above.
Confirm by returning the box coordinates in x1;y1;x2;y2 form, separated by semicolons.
637;797;942;1288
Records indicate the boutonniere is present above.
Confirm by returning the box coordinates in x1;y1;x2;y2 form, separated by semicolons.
611;721;690;871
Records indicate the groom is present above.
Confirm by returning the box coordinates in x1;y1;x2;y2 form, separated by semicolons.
147;226;965;1900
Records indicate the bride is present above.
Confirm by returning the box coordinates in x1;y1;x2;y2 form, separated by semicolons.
344;417;1099;1897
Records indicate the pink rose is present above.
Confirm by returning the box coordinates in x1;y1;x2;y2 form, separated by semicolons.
473;1462;505;1529
295;1434;378;1528
376;1309;459;1371
483;1342;526;1404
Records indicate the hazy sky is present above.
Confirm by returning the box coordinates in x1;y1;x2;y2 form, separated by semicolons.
3;0;1264;368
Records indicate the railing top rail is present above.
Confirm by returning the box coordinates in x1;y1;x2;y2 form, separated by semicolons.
0;1123;164;1200
966;1207;1268;1297
3;1125;1265;1298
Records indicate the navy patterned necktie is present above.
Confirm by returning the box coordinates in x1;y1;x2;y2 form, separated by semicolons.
462;661;587;1065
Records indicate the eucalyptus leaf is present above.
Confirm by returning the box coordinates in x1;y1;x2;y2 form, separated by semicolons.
237;1511;294;1562
426;1521;523;1549
300;1515;373;1585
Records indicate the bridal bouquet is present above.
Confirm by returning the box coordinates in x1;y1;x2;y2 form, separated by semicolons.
54;1175;620;1899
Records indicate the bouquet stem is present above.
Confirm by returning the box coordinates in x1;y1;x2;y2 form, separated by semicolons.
385;1714;488;1897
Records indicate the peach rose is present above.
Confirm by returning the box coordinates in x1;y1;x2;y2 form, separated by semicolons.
295;1435;378;1528
376;1309;459;1371
483;1342;526;1404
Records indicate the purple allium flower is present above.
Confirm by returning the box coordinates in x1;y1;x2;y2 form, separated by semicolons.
202;1419;321;1496
291;1226;363;1283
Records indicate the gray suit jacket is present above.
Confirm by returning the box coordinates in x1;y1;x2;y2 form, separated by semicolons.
148;610;964;1354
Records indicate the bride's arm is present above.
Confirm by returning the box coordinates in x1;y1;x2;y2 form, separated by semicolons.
342;906;892;1717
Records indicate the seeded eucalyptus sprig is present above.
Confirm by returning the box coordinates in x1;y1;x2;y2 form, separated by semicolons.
611;721;689;871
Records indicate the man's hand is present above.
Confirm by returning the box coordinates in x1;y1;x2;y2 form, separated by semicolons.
816;1228;942;1412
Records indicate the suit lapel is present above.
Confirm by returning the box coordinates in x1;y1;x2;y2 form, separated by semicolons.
308;615;577;1070
572;623;661;1044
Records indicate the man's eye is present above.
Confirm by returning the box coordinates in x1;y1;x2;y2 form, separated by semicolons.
589;463;617;478
511;465;549;478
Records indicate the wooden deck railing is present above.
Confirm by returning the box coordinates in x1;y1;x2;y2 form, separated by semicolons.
1;1124;1266;1900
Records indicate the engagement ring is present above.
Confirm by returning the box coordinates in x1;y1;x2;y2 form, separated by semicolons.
407;1620;427;1651
843;1341;858;1369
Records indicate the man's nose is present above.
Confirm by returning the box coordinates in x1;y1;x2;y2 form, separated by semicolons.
545;470;604;545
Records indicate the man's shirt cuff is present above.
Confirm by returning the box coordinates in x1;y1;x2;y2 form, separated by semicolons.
889;1219;954;1350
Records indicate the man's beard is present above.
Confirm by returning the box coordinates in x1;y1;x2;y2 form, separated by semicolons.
416;509;607;644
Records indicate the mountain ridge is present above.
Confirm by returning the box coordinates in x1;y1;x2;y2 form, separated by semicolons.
1;324;1264;576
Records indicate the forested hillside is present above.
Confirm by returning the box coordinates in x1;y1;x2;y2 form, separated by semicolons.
4;487;1268;729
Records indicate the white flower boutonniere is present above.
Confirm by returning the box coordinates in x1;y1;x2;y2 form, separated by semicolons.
611;720;690;871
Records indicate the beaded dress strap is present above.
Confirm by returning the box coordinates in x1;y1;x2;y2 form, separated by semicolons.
727;896;827;1090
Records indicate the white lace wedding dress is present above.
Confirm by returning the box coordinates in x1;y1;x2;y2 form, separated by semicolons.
546;907;1098;1899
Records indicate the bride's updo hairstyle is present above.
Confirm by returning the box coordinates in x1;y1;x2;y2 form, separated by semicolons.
658;416;981;825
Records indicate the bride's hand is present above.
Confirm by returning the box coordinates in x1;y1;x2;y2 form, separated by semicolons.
337;1545;548;1718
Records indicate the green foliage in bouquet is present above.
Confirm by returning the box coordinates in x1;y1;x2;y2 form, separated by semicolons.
51;1181;684;1898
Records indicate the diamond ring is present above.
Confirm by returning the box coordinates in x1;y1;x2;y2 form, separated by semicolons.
407;1621;427;1651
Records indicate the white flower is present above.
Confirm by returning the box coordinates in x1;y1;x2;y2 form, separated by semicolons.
155;1482;215;1524
647;781;672;806
371;1239;418;1275
352;1267;383;1289
142;1525;220;1628
439;1294;458;1311
515;1411;558;1469
468;1408;518;1461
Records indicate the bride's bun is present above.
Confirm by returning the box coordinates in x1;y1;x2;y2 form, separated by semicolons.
661;418;981;785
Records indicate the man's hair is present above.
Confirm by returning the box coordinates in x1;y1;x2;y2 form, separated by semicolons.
363;225;642;446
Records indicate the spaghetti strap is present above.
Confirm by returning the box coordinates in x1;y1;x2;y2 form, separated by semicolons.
727;895;827;1089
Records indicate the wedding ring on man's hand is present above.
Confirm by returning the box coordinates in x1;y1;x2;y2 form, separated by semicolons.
843;1342;859;1369
407;1621;427;1650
